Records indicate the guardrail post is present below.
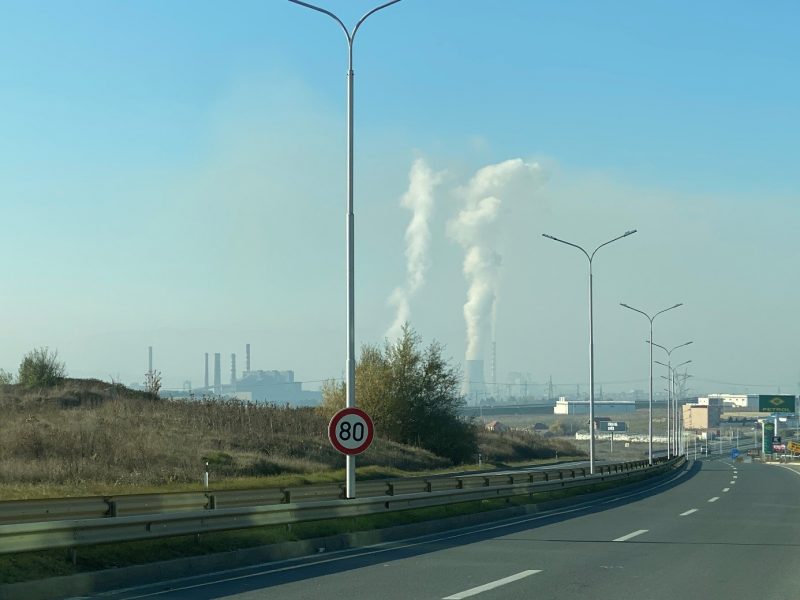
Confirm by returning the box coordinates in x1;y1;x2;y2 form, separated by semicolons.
424;480;432;493
105;498;118;518
206;493;216;510
387;482;395;496
281;489;290;504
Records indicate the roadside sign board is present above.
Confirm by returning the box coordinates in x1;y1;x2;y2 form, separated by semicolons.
773;444;786;453
597;421;627;432
730;448;740;459
763;421;775;454
788;440;800;454
328;407;374;455
758;395;796;413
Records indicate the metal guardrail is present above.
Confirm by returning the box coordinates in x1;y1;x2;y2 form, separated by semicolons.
0;457;683;555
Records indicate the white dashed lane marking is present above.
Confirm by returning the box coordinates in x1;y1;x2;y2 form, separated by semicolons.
443;570;542;599
613;530;649;542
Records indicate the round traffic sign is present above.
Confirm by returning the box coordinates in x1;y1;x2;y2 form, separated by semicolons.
328;407;374;455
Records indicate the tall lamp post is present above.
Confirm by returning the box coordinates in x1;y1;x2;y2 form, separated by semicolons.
289;0;402;499
620;302;682;465
650;340;692;456
542;230;637;474
672;361;692;455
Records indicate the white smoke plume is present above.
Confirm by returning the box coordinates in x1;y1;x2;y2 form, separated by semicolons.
448;158;542;360
386;158;444;340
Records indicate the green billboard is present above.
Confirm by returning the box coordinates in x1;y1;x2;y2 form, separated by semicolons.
758;395;796;413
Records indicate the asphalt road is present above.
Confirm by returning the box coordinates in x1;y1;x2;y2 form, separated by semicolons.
91;457;800;600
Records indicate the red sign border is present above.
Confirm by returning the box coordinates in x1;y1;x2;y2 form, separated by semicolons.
328;407;374;456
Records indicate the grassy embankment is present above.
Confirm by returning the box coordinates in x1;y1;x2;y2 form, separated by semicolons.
0;379;590;584
0;379;583;500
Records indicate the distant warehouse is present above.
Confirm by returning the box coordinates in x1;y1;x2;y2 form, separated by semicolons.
554;398;635;415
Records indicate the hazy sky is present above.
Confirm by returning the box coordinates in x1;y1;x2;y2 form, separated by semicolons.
1;1;798;396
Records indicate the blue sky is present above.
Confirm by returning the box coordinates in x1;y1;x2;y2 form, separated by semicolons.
0;1;798;396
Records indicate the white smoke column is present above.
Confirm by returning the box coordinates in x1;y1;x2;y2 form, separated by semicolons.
448;158;542;360
386;158;443;340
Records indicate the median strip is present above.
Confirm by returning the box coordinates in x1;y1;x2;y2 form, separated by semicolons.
443;570;542;599
613;529;648;542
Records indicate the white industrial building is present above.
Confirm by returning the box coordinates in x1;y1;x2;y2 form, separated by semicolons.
697;394;758;410
554;398;636;415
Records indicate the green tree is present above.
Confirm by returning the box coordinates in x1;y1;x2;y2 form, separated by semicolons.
0;369;14;385
319;325;477;463
18;347;66;388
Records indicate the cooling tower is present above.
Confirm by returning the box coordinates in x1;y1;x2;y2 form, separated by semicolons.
464;359;486;402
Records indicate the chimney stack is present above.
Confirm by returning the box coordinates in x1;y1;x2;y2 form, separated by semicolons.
204;353;209;389
246;343;251;373
214;353;221;394
231;353;237;385
148;346;153;373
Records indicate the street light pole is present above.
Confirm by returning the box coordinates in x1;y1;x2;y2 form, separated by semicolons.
542;230;637;474
650;340;692;456
620;302;682;465
289;0;402;499
672;360;691;456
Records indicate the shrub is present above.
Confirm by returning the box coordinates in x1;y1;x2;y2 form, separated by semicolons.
18;348;66;388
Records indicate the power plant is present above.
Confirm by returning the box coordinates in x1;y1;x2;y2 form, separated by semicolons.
464;359;486;403
167;344;320;406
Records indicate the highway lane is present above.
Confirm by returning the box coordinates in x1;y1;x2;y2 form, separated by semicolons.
90;457;800;600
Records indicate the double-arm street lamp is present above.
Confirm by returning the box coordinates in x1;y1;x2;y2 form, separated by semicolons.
656;358;692;456
542;230;637;474
289;0;402;499
672;360;692;454
620;302;682;464
650;341;692;456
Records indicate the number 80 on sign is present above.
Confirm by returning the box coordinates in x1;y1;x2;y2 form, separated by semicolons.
328;407;374;455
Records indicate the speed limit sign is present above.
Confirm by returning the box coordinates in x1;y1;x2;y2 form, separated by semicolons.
328;407;374;455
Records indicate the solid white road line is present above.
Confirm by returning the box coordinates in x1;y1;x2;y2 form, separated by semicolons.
613;529;649;542
723;488;730;492
443;570;542;599
708;497;720;503
680;509;698;516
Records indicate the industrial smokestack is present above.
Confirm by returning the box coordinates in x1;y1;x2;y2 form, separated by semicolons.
231;353;236;385
204;353;209;389
214;353;221;394
246;343;251;373
148;346;153;373
491;341;497;386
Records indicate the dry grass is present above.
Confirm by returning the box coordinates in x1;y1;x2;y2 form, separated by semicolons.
0;380;582;500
